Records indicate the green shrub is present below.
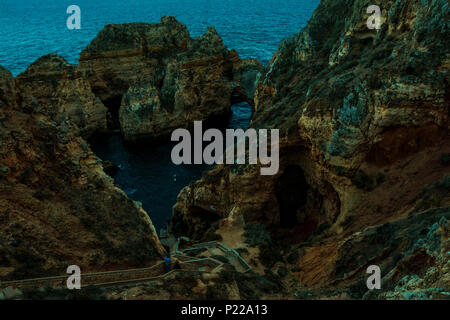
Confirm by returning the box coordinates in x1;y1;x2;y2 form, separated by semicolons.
341;215;355;227
243;223;272;247
201;224;222;242
259;245;282;269
441;153;450;165
375;172;386;186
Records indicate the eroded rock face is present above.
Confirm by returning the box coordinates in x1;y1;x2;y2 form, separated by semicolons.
231;56;262;104
0;66;17;108
172;0;450;298
0;16;262;284
78;17;191;103
79;17;262;142
15;54;108;138
0;64;164;280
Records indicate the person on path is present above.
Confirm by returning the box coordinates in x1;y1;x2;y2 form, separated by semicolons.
164;255;172;273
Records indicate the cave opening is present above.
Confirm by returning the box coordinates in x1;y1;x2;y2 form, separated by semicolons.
102;94;124;130
275;165;309;228
171;206;221;240
190;205;221;224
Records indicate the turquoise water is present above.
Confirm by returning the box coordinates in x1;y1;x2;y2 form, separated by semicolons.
90;102;252;231
0;0;319;75
0;0;320;231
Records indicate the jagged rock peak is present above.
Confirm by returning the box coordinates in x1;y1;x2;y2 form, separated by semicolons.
80;16;192;58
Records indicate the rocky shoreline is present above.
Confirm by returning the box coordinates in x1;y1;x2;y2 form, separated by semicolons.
1;0;449;300
78;16;261;143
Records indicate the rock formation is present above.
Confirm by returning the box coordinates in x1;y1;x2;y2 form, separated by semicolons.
172;0;450;299
0;16;261;284
78;16;262;142
1;2;448;299
16;54;108;138
0;64;164;280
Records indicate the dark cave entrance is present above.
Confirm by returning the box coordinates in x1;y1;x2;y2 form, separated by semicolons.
171;206;221;240
190;206;221;224
102;95;124;130
275;165;309;228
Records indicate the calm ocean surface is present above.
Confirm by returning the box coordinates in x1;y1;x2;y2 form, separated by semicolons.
0;0;319;231
0;0;319;75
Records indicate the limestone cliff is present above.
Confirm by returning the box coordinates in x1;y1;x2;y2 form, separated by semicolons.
172;0;450;298
0;65;164;280
16;54;108;138
78;16;262;142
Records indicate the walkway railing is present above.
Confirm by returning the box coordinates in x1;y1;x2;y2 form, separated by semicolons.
1;240;251;291
175;240;252;273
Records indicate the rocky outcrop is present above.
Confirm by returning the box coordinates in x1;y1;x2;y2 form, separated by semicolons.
172;0;450;298
231;56;262;104
78;17;262;142
0;66;17;108
0;65;164;280
0;15;262;286
364;208;449;300
11;17;262;142
15;54;108;138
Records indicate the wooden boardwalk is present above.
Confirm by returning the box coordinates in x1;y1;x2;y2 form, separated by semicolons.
0;240;251;291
